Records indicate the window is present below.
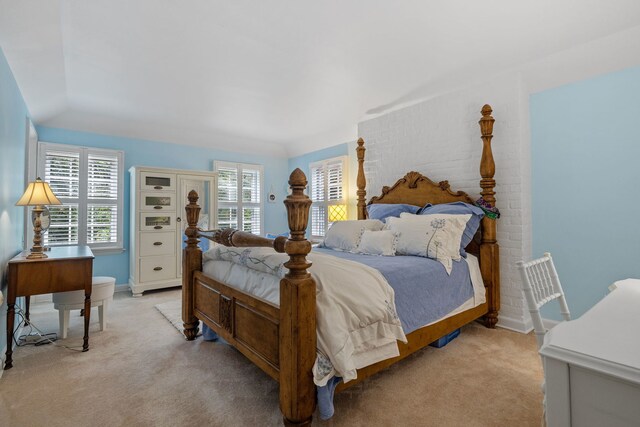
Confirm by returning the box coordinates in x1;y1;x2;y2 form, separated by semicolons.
37;142;124;251
310;156;348;237
214;161;263;235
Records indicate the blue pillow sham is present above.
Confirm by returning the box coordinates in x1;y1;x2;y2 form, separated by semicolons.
366;203;421;222
418;202;484;256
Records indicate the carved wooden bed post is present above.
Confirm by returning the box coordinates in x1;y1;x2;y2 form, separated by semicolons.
182;190;201;340
478;104;500;328
280;168;316;426
356;138;367;220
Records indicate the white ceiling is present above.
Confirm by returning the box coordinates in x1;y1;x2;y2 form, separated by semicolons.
2;1;640;157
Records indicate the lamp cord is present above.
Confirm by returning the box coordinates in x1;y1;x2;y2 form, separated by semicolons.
12;306;85;352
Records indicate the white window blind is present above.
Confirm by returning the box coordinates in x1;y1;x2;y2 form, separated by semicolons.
38;142;124;251
214;161;263;236
310;156;348;237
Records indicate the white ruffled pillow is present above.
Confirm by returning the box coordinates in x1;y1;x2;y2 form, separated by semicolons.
387;213;471;274
356;230;398;256
322;219;384;252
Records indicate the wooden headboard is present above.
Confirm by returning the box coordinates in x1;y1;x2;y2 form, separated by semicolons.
354;104;499;328
366;171;476;207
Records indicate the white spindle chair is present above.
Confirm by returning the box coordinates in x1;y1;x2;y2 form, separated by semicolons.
517;252;571;349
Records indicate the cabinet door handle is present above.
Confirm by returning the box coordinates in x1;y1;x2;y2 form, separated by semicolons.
153;267;163;271
153;186;163;190
153;242;163;246
154;206;163;210
154;225;163;230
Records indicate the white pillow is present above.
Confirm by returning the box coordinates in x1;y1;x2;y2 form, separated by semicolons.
322;219;385;252
358;219;386;231
387;213;471;274
356;230;398;256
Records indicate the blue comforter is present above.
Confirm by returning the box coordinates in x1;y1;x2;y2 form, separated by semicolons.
313;248;474;334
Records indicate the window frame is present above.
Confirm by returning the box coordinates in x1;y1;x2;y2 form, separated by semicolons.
213;160;264;236
37;141;125;253
309;156;348;239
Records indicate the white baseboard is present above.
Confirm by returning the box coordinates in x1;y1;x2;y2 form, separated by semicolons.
115;283;129;294
496;314;532;334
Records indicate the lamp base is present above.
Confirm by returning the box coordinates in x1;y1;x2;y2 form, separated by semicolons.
26;251;48;259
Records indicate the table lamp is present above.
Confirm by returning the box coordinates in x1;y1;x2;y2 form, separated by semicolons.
16;177;62;259
328;204;347;223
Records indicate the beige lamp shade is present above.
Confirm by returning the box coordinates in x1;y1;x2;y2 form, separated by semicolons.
16;177;62;206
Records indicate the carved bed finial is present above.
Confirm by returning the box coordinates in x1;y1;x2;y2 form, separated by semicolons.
356;138;367;220
185;191;201;249
285;168;311;243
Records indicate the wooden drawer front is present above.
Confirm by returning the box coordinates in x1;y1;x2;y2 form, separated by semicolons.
140;171;175;192
139;256;176;282
235;302;279;369
140;232;175;257
140;192;176;212
140;213;176;231
12;259;92;296
195;281;222;326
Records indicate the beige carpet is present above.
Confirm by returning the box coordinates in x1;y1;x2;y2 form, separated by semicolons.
0;289;543;427
155;299;187;336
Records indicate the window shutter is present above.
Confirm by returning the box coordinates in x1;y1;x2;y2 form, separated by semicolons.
242;207;261;234
87;153;118;200
242;168;261;204
311;205;326;236
218;167;238;203
309;156;347;238
215;161;263;236
218;207;238;230
310;165;325;202
44;150;80;199
327;161;343;201
87;153;119;244
43;150;80;245
47;204;79;245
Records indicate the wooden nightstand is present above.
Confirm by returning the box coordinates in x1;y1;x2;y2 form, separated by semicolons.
4;245;94;370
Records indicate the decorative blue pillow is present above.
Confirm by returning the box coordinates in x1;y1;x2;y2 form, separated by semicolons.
366;203;421;222
418;202;484;256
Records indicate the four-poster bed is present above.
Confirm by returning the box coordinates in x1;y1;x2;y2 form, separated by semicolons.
181;104;500;426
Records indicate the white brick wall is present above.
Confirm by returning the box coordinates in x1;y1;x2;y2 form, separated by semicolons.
358;72;532;333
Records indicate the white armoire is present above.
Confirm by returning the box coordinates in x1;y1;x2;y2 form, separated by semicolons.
129;166;217;296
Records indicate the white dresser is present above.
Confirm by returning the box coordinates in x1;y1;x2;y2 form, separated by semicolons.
540;279;640;427
129;166;217;296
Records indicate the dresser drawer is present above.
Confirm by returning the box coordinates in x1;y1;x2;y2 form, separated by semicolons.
140;232;175;257
140;171;175;192
139;256;177;283
140;192;176;212
140;213;176;231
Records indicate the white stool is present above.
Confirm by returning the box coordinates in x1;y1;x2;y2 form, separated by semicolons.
52;276;115;339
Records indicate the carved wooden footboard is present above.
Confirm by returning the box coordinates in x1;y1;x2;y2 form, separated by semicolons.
183;169;316;426
182;104;500;426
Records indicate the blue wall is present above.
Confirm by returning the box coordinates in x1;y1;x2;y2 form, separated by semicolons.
531;66;640;319
288;143;349;186
0;47;28;357
35;127;290;285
